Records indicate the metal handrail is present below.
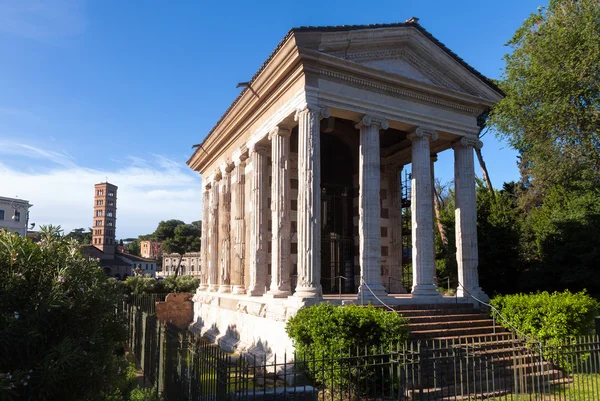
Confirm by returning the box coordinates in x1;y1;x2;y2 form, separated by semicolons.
456;281;541;347
321;275;349;299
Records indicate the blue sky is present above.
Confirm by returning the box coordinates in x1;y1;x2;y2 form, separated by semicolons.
0;0;545;238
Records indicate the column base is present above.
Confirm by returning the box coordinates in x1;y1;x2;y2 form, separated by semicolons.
411;284;442;297
247;287;266;297
264;288;292;299
292;284;323;300
198;284;208;291
218;285;232;293
231;285;246;295
457;287;489;303
208;284;219;292
357;283;394;305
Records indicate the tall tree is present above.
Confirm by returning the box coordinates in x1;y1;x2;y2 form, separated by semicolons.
160;222;201;277
490;0;600;190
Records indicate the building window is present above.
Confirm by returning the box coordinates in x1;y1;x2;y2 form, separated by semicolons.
0;210;4;220
96;210;102;217
97;190;104;196
96;200;103;206
14;211;21;222
107;211;113;217
108;191;114;197
108;201;114;206
96;220;102;226
108;221;113;227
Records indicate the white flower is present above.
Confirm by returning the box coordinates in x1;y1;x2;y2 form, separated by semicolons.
13;312;19;319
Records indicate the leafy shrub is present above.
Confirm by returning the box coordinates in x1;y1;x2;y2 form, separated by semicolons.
124;274;199;294
0;227;127;400
490;290;599;344
286;303;408;391
128;387;159;401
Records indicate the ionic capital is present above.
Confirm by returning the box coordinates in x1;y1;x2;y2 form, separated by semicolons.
249;142;270;156
453;137;483;150
213;169;222;181
233;146;250;165
220;161;234;175
294;104;330;121
268;126;291;140
355;115;389;130
408;127;438;142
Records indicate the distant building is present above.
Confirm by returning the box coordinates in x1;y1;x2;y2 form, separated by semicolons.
81;182;157;279
160;252;202;278
0;196;33;237
140;240;162;259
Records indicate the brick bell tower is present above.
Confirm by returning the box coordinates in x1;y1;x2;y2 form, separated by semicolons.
92;182;118;256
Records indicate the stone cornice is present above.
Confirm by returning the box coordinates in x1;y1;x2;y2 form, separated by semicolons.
318;68;480;116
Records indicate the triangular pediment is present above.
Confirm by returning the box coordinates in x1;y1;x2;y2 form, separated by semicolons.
296;26;501;101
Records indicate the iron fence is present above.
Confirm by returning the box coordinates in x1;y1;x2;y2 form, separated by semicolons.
125;301;600;401
127;293;168;314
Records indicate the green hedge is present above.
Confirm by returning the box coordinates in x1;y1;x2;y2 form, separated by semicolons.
490;290;599;344
285;303;408;391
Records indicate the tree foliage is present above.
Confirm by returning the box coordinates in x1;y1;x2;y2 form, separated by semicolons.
0;226;126;400
490;0;600;190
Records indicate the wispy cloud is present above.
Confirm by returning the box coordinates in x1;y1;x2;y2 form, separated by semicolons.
0;142;203;238
0;0;88;42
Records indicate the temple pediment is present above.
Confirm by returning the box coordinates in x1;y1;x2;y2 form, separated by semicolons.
295;24;500;101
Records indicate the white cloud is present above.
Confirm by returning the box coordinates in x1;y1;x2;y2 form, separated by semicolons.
0;142;203;238
0;0;87;41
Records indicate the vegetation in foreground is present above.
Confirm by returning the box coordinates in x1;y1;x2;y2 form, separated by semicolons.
0;227;157;401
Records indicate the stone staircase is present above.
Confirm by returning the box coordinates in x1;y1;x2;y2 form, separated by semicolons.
394;303;567;400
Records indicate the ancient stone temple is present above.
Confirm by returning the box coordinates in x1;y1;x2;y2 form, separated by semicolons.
187;20;502;355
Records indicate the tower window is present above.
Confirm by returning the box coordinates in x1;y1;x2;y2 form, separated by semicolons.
96;220;102;226
0;210;4;220
14;211;21;222
96;210;102;217
108;191;114;197
97;190;104;196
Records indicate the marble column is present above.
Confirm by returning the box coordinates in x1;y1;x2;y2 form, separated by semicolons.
198;184;210;291
266;126;292;297
430;153;438;284
408;128;441;297
356;115;389;301
218;162;233;293
231;150;248;295
208;171;221;292
454;138;489;302
386;164;407;294
293;105;329;300
247;143;269;296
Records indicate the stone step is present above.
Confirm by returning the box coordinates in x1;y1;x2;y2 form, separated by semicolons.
418;331;516;343
398;308;484;317
393;303;475;311
408;319;494;331
409;325;508;340
406;313;491;323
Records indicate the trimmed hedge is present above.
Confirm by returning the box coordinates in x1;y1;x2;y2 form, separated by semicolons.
285;303;409;390
490;290;599;344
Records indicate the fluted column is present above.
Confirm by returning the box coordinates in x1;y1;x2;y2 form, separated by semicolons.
247;143;269;296
208;171;221;292
356;115;389;301
386;164;407;294
231;150;248;295
408;128;441;297
218;162;233;293
198;184;210;291
454;138;489;302
266;126;292;298
293;105;329;300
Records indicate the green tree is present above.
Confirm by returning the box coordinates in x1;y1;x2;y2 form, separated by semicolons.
66;227;93;245
490;0;600;191
162;223;201;277
0;226;126;400
153;219;186;242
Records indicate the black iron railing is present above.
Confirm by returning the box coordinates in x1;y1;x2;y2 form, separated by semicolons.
124;299;600;400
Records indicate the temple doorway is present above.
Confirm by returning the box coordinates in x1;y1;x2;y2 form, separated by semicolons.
320;127;357;294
